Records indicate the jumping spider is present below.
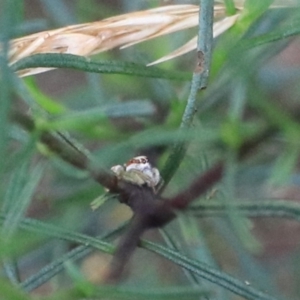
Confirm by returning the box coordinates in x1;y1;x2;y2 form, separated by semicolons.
111;155;161;190
91;156;161;210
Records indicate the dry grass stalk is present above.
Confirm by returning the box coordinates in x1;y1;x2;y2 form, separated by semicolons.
9;4;241;77
148;14;239;66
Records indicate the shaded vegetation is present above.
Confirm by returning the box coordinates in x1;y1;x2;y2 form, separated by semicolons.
1;1;300;300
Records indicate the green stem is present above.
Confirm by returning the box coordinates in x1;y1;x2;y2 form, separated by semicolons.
20;220;128;291
160;0;214;188
11;54;190;81
190;200;300;221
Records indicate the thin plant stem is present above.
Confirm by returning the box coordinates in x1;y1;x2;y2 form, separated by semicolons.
0;0;22;285
189;200;300;221
161;0;214;188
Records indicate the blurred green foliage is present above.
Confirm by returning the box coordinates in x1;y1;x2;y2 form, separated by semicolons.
1;0;300;299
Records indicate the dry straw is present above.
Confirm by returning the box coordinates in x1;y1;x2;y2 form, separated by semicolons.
9;4;241;77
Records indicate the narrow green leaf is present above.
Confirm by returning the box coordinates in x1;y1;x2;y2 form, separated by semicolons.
52;281;210;300
17;220;128;291
0;215;114;254
243;0;273;19
81;285;209;300
1;131;37;216
239;19;300;51
2;163;45;239
0;26;12;173
2;257;20;286
90;193;115;211
24;77;67;114
2;162;28;213
43;100;155;131
11;53;191;81
142;240;277;300
190;200;300;221
0;206;294;298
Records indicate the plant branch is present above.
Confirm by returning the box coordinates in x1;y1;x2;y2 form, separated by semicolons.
12;112;118;191
12;104;275;285
161;0;214;188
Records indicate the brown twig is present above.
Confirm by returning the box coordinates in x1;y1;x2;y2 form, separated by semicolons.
102;162;225;282
169;162;224;210
104;214;150;283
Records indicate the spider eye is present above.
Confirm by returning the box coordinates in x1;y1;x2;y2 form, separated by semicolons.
126;158;138;166
141;158;147;164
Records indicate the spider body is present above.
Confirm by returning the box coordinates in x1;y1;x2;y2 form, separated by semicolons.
111;155;161;189
92;156;161;210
